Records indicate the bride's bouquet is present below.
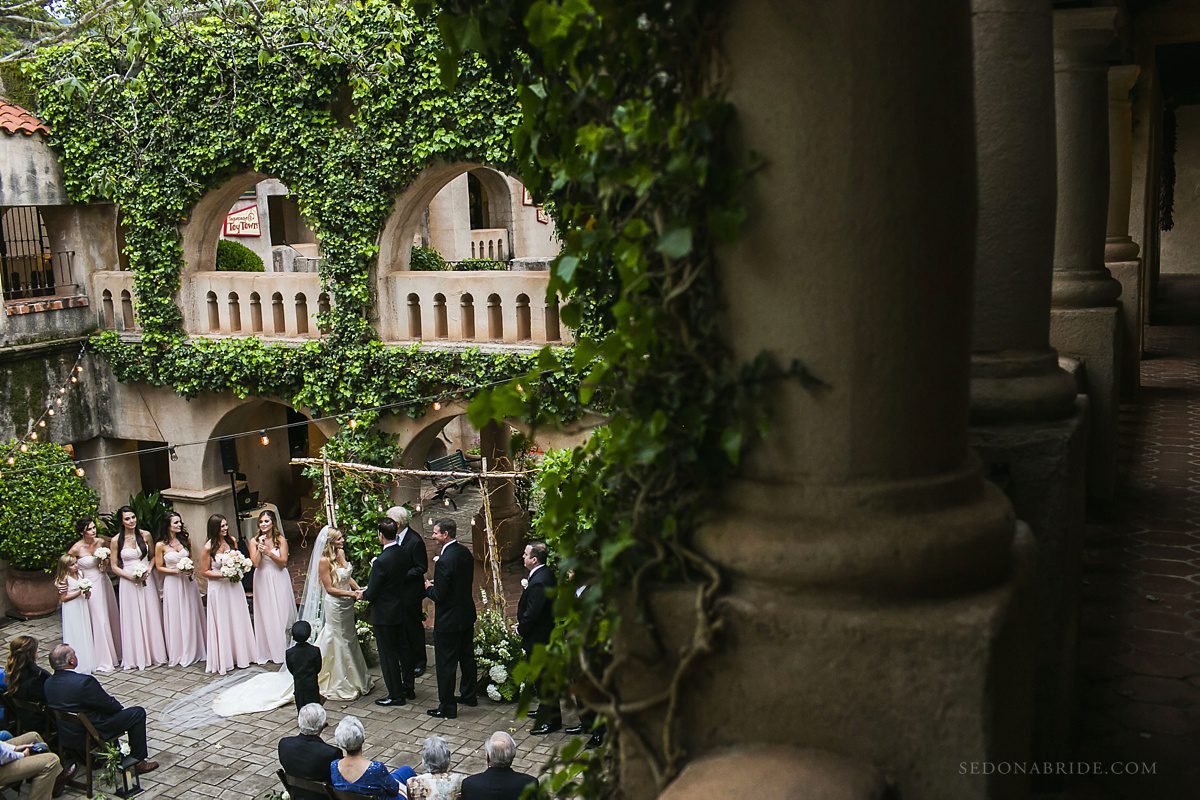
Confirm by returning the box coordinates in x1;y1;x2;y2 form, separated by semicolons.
93;546;111;564
76;578;93;596
128;562;149;586
177;556;195;581
220;551;252;583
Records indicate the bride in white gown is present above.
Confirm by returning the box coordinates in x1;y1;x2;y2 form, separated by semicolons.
211;527;373;717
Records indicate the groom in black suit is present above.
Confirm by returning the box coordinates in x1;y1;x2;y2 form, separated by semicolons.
424;518;477;719
361;517;412;707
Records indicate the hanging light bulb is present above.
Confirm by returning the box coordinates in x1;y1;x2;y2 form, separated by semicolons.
18;443;27;452
59;387;66;394
69;375;77;384
259;430;270;446
443;496;450;507
6;456;15;465
75;466;85;477
169;446;179;462
433;401;442;411
28;432;37;441
75;365;83;374
37;419;46;428
348;418;358;429
414;503;422;512
47;409;55;416
55;398;62;406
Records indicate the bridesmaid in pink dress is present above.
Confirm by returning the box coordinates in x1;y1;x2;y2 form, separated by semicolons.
203;514;262;674
155;512;206;667
250;510;296;663
111;506;167;670
67;517;120;671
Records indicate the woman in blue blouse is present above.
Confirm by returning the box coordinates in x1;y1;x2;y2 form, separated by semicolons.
330;716;415;798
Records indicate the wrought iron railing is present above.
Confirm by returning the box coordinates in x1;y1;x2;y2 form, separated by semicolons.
1;250;79;301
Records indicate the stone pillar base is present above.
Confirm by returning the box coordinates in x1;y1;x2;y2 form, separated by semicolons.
1107;259;1143;397
1050;306;1121;502
615;532;1035;800
971;399;1088;762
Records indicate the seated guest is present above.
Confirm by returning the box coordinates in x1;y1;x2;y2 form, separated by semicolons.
285;622;322;710
330;715;412;798
42;645;158;775
4;636;51;733
279;703;342;800
407;735;465;800
460;732;537;800
0;730;62;800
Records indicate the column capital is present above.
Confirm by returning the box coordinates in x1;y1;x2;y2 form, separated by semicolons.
1053;7;1117;65
1108;63;1140;101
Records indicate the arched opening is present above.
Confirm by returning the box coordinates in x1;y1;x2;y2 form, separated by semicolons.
196;176;321;273
121;290;135;330
206;291;219;331
407;293;422;338
272;292;286;334
228;292;242;332
295;293;309;335
318;292;331;335
101;290;114;328
1;206;76;300
250;292;263;332
434;293;448;338
487;293;503;340
461;293;476;339
467;172;491;229
545;296;561;342
515;294;531;341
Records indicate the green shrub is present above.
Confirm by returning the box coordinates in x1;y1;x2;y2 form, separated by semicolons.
216;239;265;272
0;441;99;571
451;258;509;271
409;245;448;271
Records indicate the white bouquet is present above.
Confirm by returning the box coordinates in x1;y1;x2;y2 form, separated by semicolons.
220;551;252;583
93;546;111;563
128;562;149;585
76;578;93;595
177;556;195;581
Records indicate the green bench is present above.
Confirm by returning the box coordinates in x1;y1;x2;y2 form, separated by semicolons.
424;449;478;510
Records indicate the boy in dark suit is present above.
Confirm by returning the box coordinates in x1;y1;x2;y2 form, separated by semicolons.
285;621;322;710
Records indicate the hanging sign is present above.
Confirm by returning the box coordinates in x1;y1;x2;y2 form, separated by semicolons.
223;205;261;237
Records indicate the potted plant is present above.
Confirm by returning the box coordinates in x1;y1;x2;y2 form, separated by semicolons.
0;440;98;618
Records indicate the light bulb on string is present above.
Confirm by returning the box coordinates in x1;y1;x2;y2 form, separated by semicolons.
348;418;358;430
19;443;28;453
433;401;441;411
69;376;77;384
28;432;37;441
59;387;66;394
6;456;14;465
169;447;178;462
414;503;422;512
259;430;270;446
47;409;55;416
75;466;85;477
75;365;83;374
37;419;46;428
55;398;62;406
443;497;450;507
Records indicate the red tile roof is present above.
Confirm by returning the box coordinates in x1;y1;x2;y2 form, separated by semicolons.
0;100;48;136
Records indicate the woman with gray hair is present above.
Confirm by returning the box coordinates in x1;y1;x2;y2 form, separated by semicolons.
406;735;465;799
329;715;417;797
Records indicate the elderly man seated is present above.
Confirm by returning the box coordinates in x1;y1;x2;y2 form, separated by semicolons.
460;732;537;800
279;703;343;800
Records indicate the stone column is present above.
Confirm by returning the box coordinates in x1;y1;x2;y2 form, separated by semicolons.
969;0;1088;765
1050;7;1122;503
470;421;528;563
615;2;1033;798
1107;65;1144;397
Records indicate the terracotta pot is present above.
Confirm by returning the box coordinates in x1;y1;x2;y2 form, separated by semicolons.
4;568;59;619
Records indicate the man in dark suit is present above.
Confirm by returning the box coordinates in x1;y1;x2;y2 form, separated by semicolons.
517;541;562;734
386;506;429;679
285;621;322;710
423;518;477;719
460;732;537;800
278;703;343;800
42;645;158;775
361;517;410;706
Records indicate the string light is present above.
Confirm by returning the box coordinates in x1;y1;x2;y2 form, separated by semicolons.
414;503;422;512
19;444;28;452
348;418;358;429
433;401;441;411
55;398;62;406
47;409;55;416
59;387;66;394
6;457;14;466
169;446;179;462
259;430;270;446
75;466;85;477
69;375;77;383
37;420;46;428
28;432;37;440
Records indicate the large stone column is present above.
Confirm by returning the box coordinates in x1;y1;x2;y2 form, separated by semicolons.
1106;65;1143;397
1050;7;1122;503
615;2;1033;798
969;0;1088;766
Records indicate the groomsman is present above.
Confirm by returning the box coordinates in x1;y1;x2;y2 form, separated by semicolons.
386;506;428;678
424;518;477;719
361;518;410;707
517;541;561;734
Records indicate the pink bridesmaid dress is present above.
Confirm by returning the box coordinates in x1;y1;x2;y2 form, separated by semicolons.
205;548;263;674
75;553;120;671
118;545;167;670
252;543;297;663
162;548;206;666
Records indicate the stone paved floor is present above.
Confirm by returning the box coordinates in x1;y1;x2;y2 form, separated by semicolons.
1066;276;1200;799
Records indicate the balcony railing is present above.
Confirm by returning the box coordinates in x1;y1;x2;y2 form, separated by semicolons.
469;228;509;261
2;250;79;301
190;272;328;337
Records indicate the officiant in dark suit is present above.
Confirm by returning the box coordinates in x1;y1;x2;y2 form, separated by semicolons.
423;518;478;719
386;506;429;679
517;541;562;734
361;517;412;707
43;645;158;775
278;703;342;800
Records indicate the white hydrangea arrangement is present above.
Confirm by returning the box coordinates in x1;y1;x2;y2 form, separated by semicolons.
127;562;149;585
473;588;524;702
93;546;111;563
219;551;252;582
76;578;93;595
177;556;195;580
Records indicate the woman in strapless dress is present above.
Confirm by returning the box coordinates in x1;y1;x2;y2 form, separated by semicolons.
155;512;206;667
67;517;120;671
111;505;167;670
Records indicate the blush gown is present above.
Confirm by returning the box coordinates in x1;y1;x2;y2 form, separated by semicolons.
75;553;120;671
205;549;264;675
117;546;167;670
60;575;96;675
251;542;297;663
162;548;207;666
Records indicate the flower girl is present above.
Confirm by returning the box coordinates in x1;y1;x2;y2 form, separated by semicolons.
55;554;95;674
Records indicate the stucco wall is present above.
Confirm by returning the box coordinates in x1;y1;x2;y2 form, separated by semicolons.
0;133;69;206
1161;105;1200;274
0;338;104;446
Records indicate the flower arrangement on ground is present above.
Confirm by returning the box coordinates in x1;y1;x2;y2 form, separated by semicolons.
473;589;523;702
353;599;379;667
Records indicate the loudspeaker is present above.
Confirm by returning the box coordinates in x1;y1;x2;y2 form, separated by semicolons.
219;438;239;474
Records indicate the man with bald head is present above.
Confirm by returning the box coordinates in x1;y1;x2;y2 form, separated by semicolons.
460;732;537;800
43;645;158;775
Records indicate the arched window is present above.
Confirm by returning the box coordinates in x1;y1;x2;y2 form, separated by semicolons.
272;292;286;334
460;293;476;339
545;296;561;342
515;294;531;341
120;290;135;330
250;292;263;332
101;290;114;329
206;291;219;332
487;293;503;340
295;293;310;335
467;173;491;229
407;293;422;339
434;293;448;339
228;292;242;332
